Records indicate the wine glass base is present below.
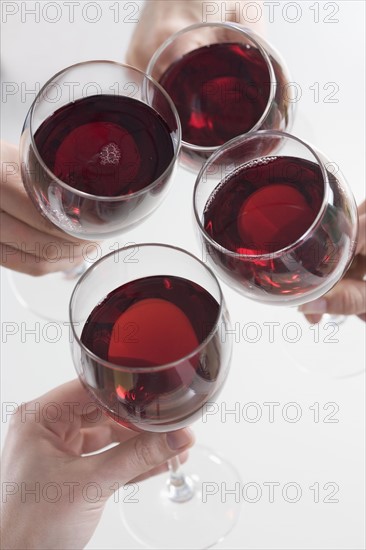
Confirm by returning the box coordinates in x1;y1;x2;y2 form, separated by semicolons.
8;265;86;322
281;312;365;379
120;445;242;549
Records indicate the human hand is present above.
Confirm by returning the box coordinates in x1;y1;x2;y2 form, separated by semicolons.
126;0;264;74
0;142;90;276
1;379;194;550
300;201;366;323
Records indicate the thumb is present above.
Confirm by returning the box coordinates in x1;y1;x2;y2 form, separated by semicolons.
88;428;194;489
355;211;366;256
299;278;366;319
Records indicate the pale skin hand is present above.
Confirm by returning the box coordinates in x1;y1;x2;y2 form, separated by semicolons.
126;0;265;73
0;142;90;276
1;380;194;550
300;201;366;322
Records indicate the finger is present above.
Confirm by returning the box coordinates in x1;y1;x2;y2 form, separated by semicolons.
300;212;366;322
0;243;79;276
79;412;113;429
10;379;95;436
356;213;366;256
1;143;88;245
345;253;366;281
0;211;84;262
80;429;129;455
80;423;137;454
35;379;102;426
303;313;324;324
300;279;366;317
358;200;366;216
87;428;195;487
80;428;117;455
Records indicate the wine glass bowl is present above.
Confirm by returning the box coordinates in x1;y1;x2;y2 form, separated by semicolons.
194;130;358;306
69;244;232;433
20;61;181;240
147;22;295;171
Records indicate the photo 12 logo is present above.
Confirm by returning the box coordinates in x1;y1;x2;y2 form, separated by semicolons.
202;400;340;423
201;2;340;24
1;480;139;504
201;480;340;503
1;2;141;24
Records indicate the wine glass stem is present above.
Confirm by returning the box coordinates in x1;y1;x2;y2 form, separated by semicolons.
166;456;195;503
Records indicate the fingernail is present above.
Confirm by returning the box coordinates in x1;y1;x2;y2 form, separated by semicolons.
307;314;323;324
299;299;327;314
167;429;194;451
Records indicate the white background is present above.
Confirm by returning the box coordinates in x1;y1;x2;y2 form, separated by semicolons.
1;1;365;549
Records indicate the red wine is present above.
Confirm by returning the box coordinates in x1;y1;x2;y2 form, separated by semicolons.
34;95;174;197
80;276;223;431
203;156;349;300
159;42;270;147
205;156;324;254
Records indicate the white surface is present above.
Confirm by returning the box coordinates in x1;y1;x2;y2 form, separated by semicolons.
1;1;365;549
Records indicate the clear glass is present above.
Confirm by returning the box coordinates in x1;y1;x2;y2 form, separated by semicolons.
69;244;240;549
193;130;358;307
147;22;295;172
194;130;362;378
21;61;181;238
11;61;181;320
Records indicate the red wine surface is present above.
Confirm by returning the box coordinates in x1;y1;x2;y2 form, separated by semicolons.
159;42;270;147
204;156;324;255
34;95;174;196
80;276;221;430
200;155;348;300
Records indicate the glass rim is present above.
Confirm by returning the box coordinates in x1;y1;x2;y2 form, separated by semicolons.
69;243;225;373
28;60;182;202
146;22;277;152
193;129;331;260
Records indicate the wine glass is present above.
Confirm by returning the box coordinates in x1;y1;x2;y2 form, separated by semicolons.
69;244;240;549
10;61;181;321
147;22;295;172
194;130;361;377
